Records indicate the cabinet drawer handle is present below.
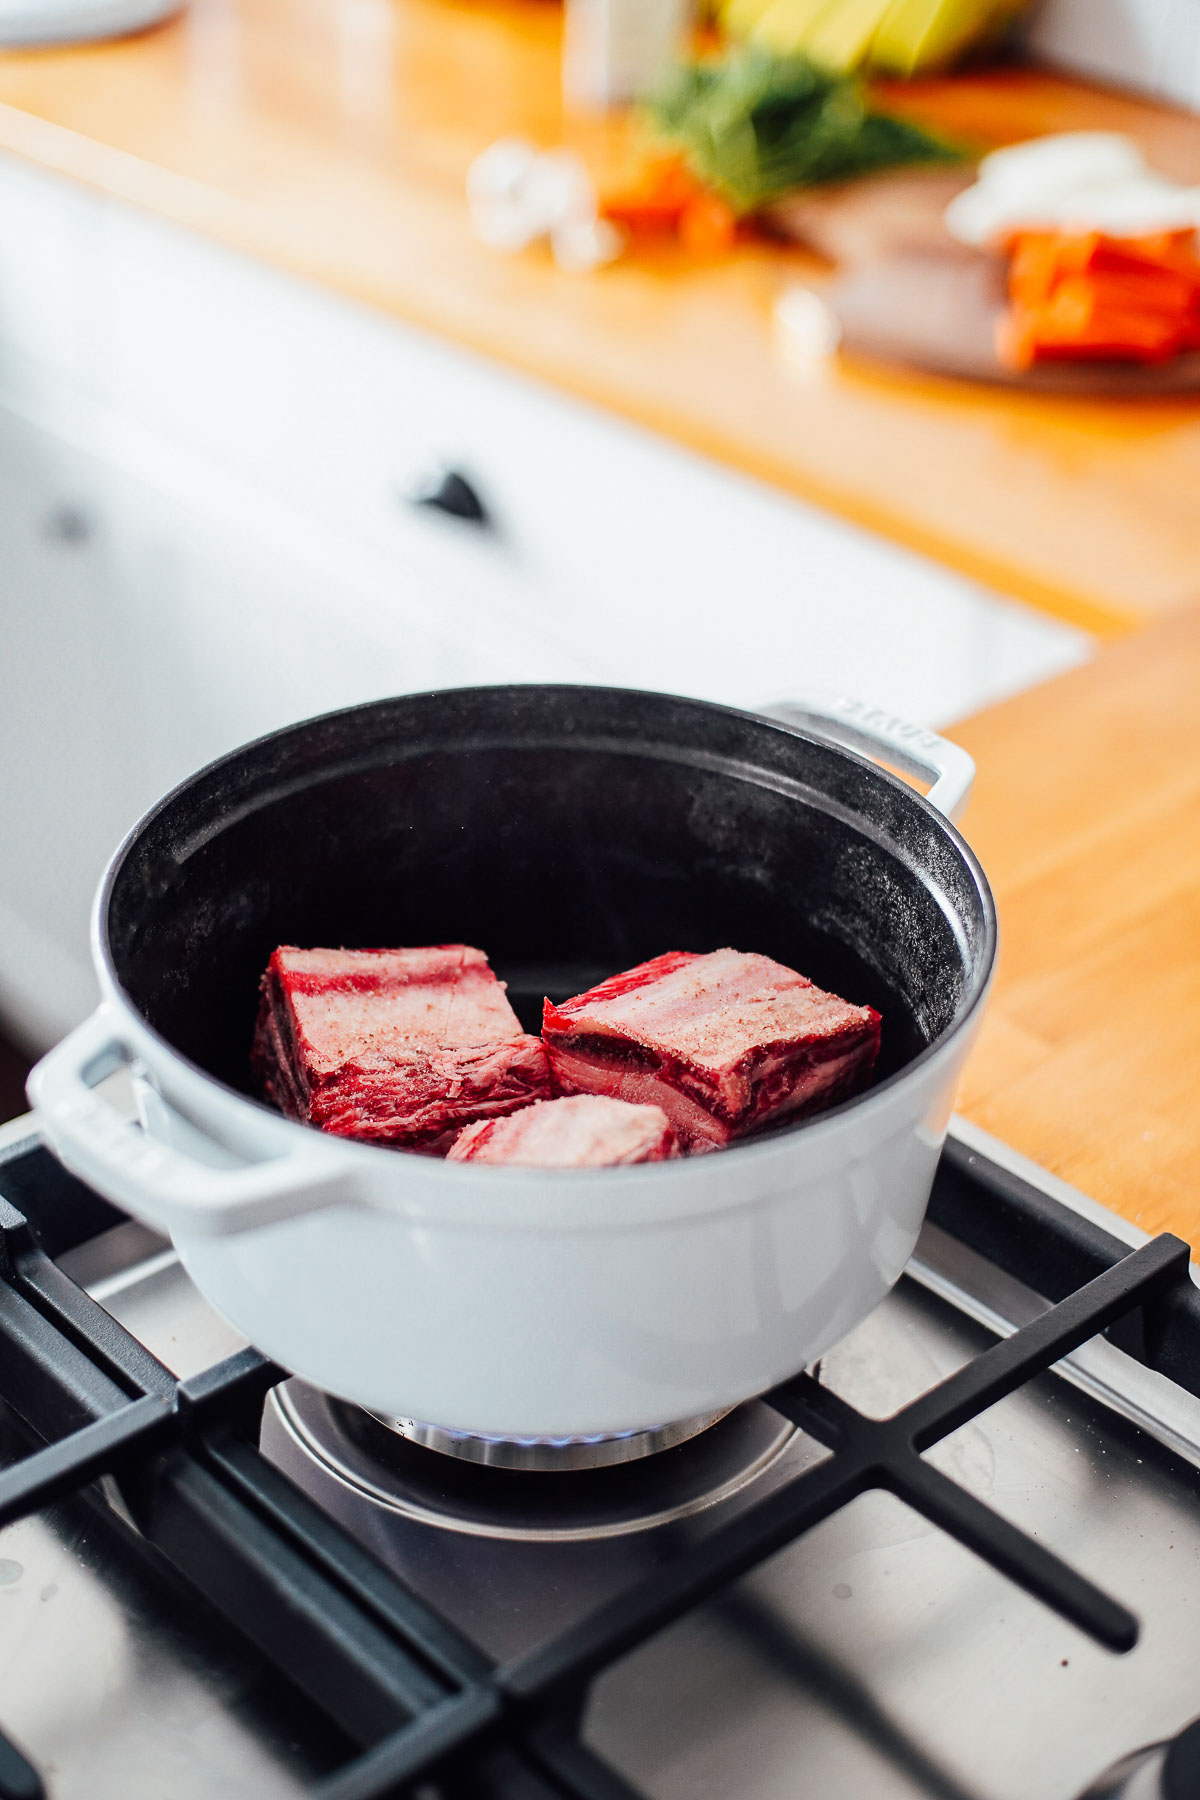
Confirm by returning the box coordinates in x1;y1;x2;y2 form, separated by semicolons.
44;504;94;545
409;468;491;528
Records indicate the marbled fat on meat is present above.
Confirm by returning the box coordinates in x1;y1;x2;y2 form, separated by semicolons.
252;945;550;1151
448;1095;678;1168
541;949;881;1149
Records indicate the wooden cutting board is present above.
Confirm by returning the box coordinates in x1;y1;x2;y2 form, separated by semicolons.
768;168;1200;393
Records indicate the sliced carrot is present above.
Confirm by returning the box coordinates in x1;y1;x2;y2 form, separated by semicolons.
1086;269;1199;314
599;158;704;233
1081;230;1200;277
1000;227;1200;368
1008;228;1200;286
1008;233;1062;307
1006;300;1184;365
1044;271;1198;323
678;190;739;254
995;308;1038;372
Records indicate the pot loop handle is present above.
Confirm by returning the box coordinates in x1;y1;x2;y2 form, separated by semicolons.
763;690;975;823
28;1006;358;1239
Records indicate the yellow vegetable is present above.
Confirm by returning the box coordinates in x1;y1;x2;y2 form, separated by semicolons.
803;0;896;69
744;0;837;55
720;0;1031;74
871;0;999;75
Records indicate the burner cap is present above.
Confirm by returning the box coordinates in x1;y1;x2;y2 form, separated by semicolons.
369;1410;730;1471
268;1381;808;1542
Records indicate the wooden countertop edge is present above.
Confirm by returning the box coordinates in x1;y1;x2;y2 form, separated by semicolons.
948;597;1200;1238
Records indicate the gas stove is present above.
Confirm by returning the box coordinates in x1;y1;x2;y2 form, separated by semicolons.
1;1114;1199;1800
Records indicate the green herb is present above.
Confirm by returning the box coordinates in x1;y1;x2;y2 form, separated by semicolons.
649;48;962;214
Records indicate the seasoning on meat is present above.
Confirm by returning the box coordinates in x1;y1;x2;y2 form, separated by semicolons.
252;945;551;1151
448;1094;679;1168
542;949;882;1150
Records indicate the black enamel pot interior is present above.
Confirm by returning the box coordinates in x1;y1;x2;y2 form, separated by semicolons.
99;684;995;1122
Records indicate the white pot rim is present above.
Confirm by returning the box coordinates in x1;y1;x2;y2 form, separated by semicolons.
44;683;997;1242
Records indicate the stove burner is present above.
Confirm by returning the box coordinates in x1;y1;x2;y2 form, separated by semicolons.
368;1407;731;1471
267;1381;806;1543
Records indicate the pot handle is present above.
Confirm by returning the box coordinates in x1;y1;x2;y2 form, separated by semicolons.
28;1007;357;1239
763;690;975;822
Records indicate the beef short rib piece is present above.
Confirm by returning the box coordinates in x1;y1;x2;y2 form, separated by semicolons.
447;1095;678;1168
252;945;550;1151
542;949;881;1150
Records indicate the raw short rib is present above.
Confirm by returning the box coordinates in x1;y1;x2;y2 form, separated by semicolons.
252;945;550;1151
447;1095;678;1168
542;949;881;1150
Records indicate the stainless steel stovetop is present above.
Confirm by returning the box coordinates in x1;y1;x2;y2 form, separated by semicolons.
1;1115;1199;1800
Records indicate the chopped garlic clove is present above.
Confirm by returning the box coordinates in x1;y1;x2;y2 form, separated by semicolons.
467;137;544;251
552;216;626;273
773;285;842;362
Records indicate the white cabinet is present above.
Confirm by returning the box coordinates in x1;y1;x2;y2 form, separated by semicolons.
0;409;134;1044
0;396;598;1048
87;195;1091;727
97;431;598;792
0;154;1091;1051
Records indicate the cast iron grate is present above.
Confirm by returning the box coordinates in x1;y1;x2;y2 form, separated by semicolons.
0;1130;1198;1800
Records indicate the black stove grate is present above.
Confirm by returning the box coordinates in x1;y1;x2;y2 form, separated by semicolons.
0;1130;1198;1800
